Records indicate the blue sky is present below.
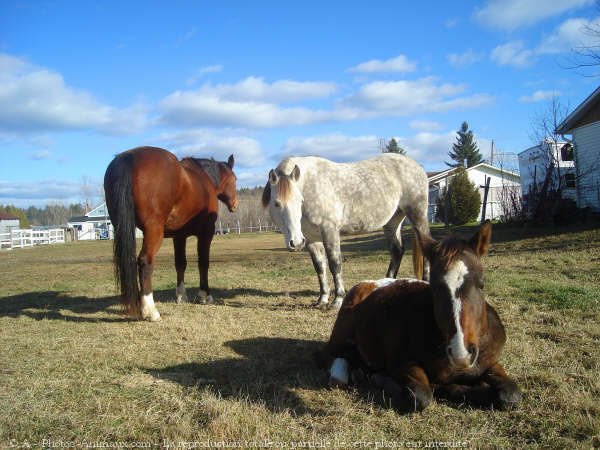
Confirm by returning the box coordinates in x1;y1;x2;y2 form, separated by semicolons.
1;0;598;207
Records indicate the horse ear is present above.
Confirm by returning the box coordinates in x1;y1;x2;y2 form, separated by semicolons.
470;220;492;257
261;182;271;208
227;154;234;169
269;169;279;184
291;165;301;181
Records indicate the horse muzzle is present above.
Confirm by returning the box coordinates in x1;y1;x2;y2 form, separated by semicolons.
228;200;239;212
287;238;306;252
447;343;479;369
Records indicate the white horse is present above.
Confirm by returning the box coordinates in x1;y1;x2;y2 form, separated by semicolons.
262;153;431;309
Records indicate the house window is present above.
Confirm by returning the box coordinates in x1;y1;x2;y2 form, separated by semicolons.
560;143;574;162
565;173;576;188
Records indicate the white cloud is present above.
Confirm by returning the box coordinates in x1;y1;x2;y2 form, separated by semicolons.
235;169;271;188
490;41;535;67
0;179;85;206
520;90;560;103
160;92;340;128
194;76;338;103
160;76;492;129
348;55;417;73
282;134;380;161
158;129;265;166
28;150;51;160
409;120;443;131
398;131;457;165
447;50;483;67
159;76;342;128
344;77;493;114
0;53;148;134
186;64;224;85
537;16;600;54
474;0;593;30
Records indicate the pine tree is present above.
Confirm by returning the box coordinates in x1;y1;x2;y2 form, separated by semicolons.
436;167;481;225
446;121;482;168
384;138;406;155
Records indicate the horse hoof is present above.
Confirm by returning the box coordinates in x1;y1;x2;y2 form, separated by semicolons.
176;295;188;304
329;298;343;311
496;384;522;410
314;297;329;308
141;309;161;322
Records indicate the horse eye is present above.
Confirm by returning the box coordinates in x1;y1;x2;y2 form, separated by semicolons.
274;201;282;208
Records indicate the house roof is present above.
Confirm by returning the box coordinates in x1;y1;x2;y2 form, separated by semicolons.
0;212;19;220
556;86;600;134
68;215;110;224
427;162;520;184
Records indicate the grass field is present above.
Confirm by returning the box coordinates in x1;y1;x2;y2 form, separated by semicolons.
1;223;599;449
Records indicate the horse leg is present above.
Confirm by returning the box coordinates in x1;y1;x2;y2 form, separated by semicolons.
434;363;521;410
307;241;330;306
483;362;522;409
197;224;216;304
322;228;345;310
383;212;406;278
138;225;163;322
173;235;188;304
405;206;431;281
372;363;433;413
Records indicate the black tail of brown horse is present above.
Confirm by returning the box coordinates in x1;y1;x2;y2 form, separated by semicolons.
104;152;140;315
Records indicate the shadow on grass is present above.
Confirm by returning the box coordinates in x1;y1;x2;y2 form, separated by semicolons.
147;337;326;415
0;286;324;322
0;291;127;323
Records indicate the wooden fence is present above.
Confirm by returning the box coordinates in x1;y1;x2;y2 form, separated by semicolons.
0;228;65;250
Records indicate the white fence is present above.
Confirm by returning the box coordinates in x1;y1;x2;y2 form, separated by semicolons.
0;228;65;250
216;220;279;235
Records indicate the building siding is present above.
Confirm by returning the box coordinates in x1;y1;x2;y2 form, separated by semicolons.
428;165;520;222
573;121;600;212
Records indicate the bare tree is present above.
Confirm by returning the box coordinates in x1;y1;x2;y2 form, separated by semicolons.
566;1;600;77
525;96;572;220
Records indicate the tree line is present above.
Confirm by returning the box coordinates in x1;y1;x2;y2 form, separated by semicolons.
0;203;86;228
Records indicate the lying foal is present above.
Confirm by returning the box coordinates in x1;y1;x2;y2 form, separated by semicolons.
321;222;521;412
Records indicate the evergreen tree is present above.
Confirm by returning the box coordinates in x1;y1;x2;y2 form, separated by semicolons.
384;138;406;155
446;121;483;168
436;167;481;225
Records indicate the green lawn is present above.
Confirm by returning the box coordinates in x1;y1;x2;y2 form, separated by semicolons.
0;223;599;448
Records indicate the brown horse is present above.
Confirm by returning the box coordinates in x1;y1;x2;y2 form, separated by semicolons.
104;146;238;321
320;222;521;412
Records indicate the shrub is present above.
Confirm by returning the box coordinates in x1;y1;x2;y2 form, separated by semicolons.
436;167;481;225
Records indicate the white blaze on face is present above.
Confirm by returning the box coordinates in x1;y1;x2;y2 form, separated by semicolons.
270;182;305;250
443;260;470;363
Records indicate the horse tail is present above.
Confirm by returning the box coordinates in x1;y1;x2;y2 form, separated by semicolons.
104;152;140;316
412;231;423;280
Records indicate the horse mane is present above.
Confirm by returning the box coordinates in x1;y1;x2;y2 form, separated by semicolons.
275;175;293;204
261;173;293;207
434;235;472;269
185;158;225;187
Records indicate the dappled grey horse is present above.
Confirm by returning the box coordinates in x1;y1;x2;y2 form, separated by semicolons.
262;153;431;309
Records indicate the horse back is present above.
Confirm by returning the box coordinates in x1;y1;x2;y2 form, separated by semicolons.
323;279;431;370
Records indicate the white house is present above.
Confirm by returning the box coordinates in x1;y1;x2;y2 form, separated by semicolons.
0;212;20;234
428;163;521;223
67;203;112;240
68;202;144;240
518;139;577;213
557;86;600;213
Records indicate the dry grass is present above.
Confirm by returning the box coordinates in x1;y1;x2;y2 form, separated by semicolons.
0;223;599;448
